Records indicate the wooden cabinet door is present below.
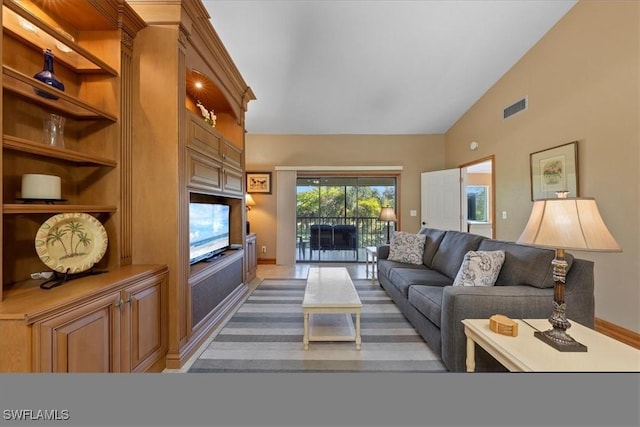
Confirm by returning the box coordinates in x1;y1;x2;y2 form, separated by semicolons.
187;147;223;191
223;167;244;195
222;141;243;170
222;140;244;195
122;273;168;372
36;293;121;373
188;113;222;160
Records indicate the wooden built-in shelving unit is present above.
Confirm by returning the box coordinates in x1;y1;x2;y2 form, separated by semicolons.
0;0;253;373
0;0;168;373
129;0;255;369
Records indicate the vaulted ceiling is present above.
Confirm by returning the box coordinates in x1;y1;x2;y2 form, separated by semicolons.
203;0;578;135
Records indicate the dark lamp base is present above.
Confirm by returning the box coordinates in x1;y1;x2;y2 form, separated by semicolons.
534;330;587;352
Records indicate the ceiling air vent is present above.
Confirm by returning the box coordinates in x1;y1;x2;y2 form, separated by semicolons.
503;97;527;119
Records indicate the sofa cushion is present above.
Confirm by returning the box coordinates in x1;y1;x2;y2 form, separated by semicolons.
430;231;485;279
418;227;447;268
408;285;444;328
388;267;452;298
377;258;425;282
453;250;505;287
388;231;426;265
477;239;574;289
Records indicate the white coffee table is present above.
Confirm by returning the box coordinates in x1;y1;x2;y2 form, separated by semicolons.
462;318;640;372
302;267;362;350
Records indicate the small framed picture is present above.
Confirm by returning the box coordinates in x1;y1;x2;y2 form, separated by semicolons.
530;141;578;201
246;172;272;194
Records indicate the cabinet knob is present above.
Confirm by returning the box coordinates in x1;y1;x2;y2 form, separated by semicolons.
116;299;124;310
125;296;133;305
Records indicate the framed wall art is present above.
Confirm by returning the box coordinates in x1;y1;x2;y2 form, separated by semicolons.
246;172;272;194
530;141;578;201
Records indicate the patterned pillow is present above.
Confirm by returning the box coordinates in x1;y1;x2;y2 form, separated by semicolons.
388;231;426;265
453;250;506;287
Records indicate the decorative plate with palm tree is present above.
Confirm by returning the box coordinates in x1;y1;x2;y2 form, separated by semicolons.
35;212;108;274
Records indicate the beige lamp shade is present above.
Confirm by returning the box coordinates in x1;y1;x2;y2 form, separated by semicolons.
245;193;256;207
517;198;621;252
379;207;397;222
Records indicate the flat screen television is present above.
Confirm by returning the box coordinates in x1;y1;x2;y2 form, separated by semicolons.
189;202;231;264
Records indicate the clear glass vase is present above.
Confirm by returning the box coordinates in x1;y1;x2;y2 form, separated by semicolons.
43;114;65;148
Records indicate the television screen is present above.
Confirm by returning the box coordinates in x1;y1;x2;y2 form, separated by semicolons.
189;202;230;264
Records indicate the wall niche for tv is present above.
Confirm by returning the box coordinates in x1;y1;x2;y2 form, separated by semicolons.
187;192;245;337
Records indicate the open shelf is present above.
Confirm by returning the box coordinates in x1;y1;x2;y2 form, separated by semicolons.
3;66;118;121
3;204;117;214
2;0;118;75
3;135;117;167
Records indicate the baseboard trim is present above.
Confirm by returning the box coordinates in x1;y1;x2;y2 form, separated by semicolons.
595;317;640;349
258;258;276;264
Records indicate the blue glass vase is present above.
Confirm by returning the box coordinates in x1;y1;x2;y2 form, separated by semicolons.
33;49;64;100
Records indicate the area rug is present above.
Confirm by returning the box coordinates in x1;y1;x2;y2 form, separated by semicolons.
188;278;446;372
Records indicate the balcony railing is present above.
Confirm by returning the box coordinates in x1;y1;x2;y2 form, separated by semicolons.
296;216;395;262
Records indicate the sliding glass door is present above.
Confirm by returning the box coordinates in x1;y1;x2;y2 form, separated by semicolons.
296;176;396;262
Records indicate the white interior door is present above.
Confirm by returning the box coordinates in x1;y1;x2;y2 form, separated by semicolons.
420;168;465;231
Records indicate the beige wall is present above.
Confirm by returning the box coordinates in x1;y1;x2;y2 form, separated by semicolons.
445;0;639;332
245;0;638;332
245;134;445;260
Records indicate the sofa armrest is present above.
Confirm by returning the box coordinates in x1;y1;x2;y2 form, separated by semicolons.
377;244;390;259
440;285;556;372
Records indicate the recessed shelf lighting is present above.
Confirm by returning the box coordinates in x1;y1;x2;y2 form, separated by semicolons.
18;17;38;34
55;29;75;53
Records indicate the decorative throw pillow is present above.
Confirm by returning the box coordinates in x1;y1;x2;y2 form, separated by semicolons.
453;250;506;287
387;231;426;265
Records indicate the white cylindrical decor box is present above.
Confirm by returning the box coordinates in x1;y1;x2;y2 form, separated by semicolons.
21;174;61;199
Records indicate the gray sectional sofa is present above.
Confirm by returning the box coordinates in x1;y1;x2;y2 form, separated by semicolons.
376;228;595;372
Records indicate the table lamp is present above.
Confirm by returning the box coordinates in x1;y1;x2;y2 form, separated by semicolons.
517;192;621;352
379;206;397;244
245;193;256;234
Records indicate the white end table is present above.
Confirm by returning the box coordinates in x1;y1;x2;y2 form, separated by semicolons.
365;246;378;282
462;318;640;372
